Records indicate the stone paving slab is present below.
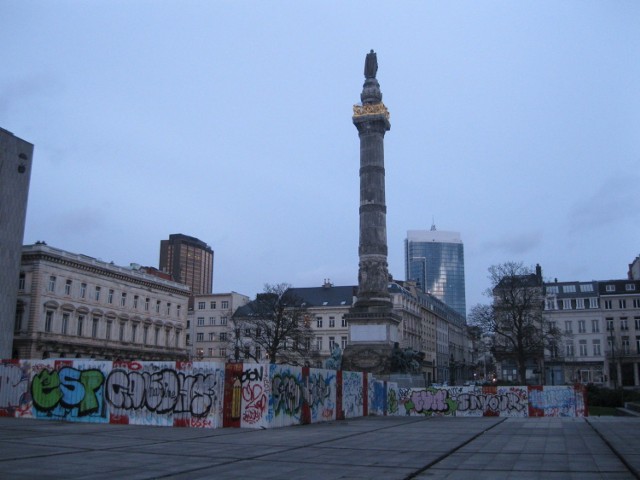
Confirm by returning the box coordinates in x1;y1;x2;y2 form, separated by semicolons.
0;416;637;479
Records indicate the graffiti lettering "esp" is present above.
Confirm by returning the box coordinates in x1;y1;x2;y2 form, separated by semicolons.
31;368;105;416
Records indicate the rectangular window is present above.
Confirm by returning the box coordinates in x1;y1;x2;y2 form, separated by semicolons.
565;342;574;357
145;298;150;311
208;332;215;341
545;298;557;310
121;292;127;307
220;316;227;326
77;316;84;336
14;308;23;331
592;319;600;333
316;317;323;328
95;286;101;301
208;347;213;357
219;332;227;341
607;318;614;331
48;276;56;292
143;325;148;344
80;283;87;298
18;273;25;290
209;317;215;325
131;324;137;343
106;321;112;340
589;298;599;309
198;302;206;310
255;347;261;360
562;285;576;293
578;320;586;333
197;317;205;326
197;333;204;342
166;303;171;315
341;336;348;349
156;300;161;313
564;321;573;333
329;317;335;328
593;339;601;356
606;285;615;292
621;318;629;331
341;318;347;328
154;327;160;346
177;305;181;317
65;279;72;295
219;348;226;357
316;336;323;351
562;299;572;310
45;311;53;332
580;284;594;293
92;318;98;338
329;336;336;349
604;300;613;310
61;313;69;335
210;301;216;309
243;346;250;359
165;329;170;347
221;301;229;309
579;340;588;356
619;299;627;309
576;298;585;310
634;299;640;309
175;331;180;347
546;285;559;294
133;295;139;308
622;337;630;354
108;289;114;304
626;284;636;291
635;317;640;330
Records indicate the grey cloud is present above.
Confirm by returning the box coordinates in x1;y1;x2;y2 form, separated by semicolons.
568;175;640;234
482;231;543;255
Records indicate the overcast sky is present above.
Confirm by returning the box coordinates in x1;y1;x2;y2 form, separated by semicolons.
3;2;640;314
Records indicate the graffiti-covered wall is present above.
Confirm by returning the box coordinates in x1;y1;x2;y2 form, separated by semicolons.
396;385;587;417
0;359;587;429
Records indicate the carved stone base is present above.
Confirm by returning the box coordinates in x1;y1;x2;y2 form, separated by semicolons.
341;343;395;375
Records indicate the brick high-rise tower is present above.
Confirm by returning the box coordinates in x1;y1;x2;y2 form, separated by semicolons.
342;51;400;374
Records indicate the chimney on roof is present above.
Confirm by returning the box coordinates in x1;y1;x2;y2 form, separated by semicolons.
323;279;333;288
535;264;542;285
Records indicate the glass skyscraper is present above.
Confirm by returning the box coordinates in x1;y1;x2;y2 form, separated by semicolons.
404;227;467;318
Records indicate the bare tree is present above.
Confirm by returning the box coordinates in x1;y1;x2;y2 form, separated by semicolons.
469;262;561;384
230;283;315;365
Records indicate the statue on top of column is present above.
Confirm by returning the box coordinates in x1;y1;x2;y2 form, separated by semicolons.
364;49;378;79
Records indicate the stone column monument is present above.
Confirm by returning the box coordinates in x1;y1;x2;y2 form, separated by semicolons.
341;51;400;374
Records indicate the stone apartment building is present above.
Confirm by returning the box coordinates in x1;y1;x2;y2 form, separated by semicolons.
14;243;191;360
187;292;250;361
543;281;605;385
542;277;640;388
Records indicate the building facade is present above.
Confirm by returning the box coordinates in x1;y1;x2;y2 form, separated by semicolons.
405;226;467;318
188;292;250;361
0;128;33;359
541;277;640;388
159;234;214;296
14;243;190;360
599;279;640;387
543;281;605;385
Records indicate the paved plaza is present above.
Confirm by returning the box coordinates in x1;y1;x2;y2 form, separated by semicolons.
0;415;637;479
